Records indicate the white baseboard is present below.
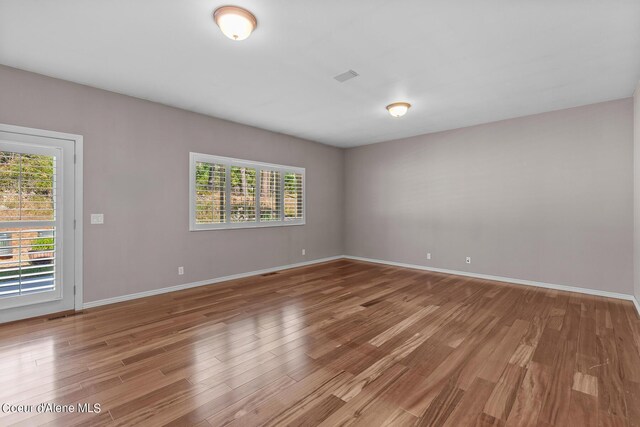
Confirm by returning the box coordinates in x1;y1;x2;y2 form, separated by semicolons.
82;256;343;309
82;253;640;319
344;255;639;307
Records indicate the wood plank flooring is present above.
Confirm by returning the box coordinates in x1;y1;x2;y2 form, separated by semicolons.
1;259;639;426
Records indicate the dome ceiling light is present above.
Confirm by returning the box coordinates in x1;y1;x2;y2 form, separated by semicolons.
386;102;411;118
213;6;257;41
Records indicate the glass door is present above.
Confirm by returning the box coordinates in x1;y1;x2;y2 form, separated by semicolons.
0;131;76;319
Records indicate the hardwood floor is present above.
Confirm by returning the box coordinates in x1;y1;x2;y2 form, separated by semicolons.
1;259;639;426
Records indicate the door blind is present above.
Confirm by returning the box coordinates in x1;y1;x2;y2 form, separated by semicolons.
0;152;55;221
0;151;57;298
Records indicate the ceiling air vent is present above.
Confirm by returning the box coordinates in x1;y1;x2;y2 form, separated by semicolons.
334;69;359;83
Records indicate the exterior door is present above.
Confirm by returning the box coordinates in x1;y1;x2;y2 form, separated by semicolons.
0;128;79;322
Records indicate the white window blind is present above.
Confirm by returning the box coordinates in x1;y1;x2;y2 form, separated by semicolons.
0;151;56;221
190;153;305;230
195;162;226;224
284;172;303;221
0;150;57;298
260;170;281;222
230;166;257;223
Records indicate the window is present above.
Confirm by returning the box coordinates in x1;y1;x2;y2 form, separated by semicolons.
284;172;303;221
195;162;226;224
190;153;305;230
260;170;281;222
230;166;256;223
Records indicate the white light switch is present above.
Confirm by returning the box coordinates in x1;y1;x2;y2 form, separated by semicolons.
91;214;104;225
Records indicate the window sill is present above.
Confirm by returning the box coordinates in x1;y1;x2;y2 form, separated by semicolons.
190;220;305;231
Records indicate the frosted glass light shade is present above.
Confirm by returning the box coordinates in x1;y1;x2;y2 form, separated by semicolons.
386;102;411;118
214;6;257;41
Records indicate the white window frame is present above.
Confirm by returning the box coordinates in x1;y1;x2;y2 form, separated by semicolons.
189;153;305;231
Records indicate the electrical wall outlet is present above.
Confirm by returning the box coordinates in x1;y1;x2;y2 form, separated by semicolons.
178;266;184;275
427;253;431;260
301;249;306;256
466;257;471;264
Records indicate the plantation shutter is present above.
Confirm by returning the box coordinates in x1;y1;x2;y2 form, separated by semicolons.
230;166;257;222
195;162;226;224
259;170;281;222
190;153;304;230
0;149;58;298
284;171;304;221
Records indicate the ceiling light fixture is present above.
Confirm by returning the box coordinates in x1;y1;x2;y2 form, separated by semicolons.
213;6;257;41
386;102;411;118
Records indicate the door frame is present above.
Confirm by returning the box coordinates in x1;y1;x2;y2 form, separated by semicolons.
0;123;83;313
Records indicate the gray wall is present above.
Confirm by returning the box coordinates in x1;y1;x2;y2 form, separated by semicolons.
345;99;634;294
1;65;635;301
0;65;344;303
635;83;640;301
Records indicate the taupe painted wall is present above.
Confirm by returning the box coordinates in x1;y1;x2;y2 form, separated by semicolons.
0;65;344;303
634;83;640;301
1;64;635;301
345;99;634;294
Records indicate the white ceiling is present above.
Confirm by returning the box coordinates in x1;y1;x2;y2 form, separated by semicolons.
1;0;639;147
